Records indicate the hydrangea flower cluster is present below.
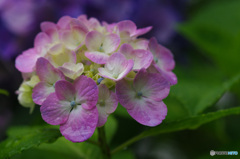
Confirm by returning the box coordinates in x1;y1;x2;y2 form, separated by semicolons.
15;15;177;142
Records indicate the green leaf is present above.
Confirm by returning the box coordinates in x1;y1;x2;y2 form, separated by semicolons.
8;116;118;159
111;107;240;154
170;65;240;115
178;0;240;75
0;126;61;158
0;89;9;96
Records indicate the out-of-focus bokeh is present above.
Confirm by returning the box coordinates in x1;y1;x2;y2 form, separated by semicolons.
1;0;240;158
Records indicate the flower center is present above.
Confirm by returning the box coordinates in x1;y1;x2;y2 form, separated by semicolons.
99;100;105;106
97;77;104;84
99;43;104;52
70;101;76;108
154;58;158;63
137;92;143;97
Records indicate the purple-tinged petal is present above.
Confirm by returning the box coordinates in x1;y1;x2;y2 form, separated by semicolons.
116;79;139;110
77;15;89;27
15;48;40;73
47;49;76;67
151;64;178;85
58;63;84;80
40;22;59;41
102;33;120;53
127;100;167;126
98;53;134;81
149;37;175;71
116;20;137;36
74;76;98;110
116;70;169;126
133;26;152;37
60;30;84;50
34;32;51;54
130;39;149;50
102;22;116;33
60;106;98;142
85;31;103;51
133;69;170;101
55;80;76;102
36;58;65;84
85;51;109;64
96;84;118;127
32;82;54;105
57;16;72;29
70;19;88;33
88;17;102;31
41;93;71;125
120;44;153;70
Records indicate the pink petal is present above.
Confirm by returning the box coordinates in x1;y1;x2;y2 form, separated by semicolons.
47;49;77;67
85;51;109;64
120;44;153;70
15;48;40;73
102;22;116;33
130;39;149;50
70;18;88;33
96;84;118;127
34;32;51;54
127;100;167;126
116;79;139;110
57;16;72;29
60;30;84;50
119;43;133;54
149;37;175;71
116;20;137;36
55;80;76;102
40;22;59;41
98;53;134;81
85;31;103;51
77;15;88;26
133;26;152;37
32;82;55;105
116;71;169;126
102;33;120;53
41;93;71;125
73;76;98;110
133;69;170;101
88;17;101;30
36;58;64;84
60;106;98;142
58;63;84;80
151;64;178;85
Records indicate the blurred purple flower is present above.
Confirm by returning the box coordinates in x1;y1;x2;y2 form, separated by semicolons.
0;0;187;60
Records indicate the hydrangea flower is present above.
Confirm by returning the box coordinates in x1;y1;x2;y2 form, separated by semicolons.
148;37;177;85
32;58;65;105
116;69;169;126
15;15;177;142
41;76;98;142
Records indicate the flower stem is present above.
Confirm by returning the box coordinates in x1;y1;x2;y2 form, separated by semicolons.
98;126;111;159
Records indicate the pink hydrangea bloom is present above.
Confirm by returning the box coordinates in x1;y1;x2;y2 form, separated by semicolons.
32;58;65;105
98;53;134;81
15;15;177;142
119;44;153;71
116;69;169;126
148;37;177;85
85;31;120;64
96;84;118;127
41;76;98;142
